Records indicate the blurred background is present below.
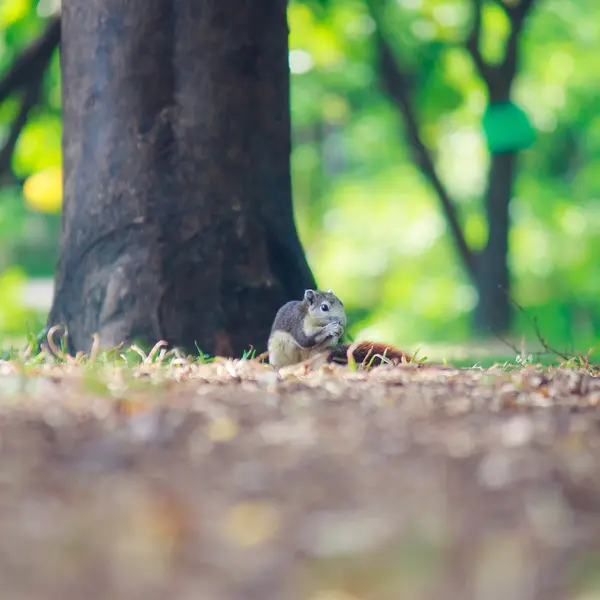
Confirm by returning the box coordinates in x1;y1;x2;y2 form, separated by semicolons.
0;0;599;360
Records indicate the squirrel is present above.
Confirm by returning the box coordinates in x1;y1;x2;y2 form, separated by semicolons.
267;289;412;369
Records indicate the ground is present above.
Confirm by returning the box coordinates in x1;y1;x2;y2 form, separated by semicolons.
1;349;600;600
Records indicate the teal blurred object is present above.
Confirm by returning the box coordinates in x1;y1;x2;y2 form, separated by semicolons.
482;101;536;153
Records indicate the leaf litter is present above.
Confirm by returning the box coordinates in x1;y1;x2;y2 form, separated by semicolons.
0;352;599;599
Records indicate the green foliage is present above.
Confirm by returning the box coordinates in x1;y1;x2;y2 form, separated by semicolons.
289;0;600;353
483;101;536;153
0;266;45;336
0;2;61;344
0;0;598;358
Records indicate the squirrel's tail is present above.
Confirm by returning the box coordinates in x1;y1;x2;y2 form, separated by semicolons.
327;341;414;367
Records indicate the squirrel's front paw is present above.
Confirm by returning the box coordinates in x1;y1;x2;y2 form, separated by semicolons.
325;321;344;339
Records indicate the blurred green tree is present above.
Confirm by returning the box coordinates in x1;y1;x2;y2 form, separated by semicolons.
366;0;537;335
287;0;600;352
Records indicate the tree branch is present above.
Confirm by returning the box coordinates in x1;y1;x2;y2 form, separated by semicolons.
501;0;536;78
0;16;60;180
0;81;42;180
0;16;60;105
464;0;537;99
465;0;491;84
474;0;537;99
366;1;478;281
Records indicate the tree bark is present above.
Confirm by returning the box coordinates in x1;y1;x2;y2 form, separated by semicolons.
474;151;517;334
49;0;315;356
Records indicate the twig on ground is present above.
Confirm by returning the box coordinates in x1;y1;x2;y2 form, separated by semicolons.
46;324;68;360
489;328;522;357
498;286;571;362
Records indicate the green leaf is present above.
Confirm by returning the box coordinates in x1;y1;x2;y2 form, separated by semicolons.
482;101;536;153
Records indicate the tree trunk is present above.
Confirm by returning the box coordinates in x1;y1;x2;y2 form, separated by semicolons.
474;151;517;334
49;0;315;356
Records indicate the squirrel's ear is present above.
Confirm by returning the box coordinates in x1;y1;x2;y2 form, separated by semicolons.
304;289;316;305
327;289;333;294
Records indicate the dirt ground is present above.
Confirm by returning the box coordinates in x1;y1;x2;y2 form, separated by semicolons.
1;356;600;600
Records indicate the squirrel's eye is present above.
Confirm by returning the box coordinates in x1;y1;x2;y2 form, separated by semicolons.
320;303;330;312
